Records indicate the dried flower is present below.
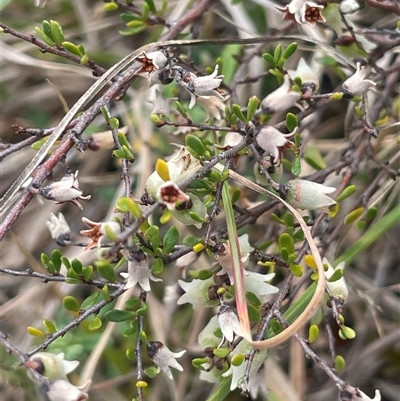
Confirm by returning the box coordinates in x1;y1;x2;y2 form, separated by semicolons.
26;352;79;382
120;250;162;292
323;257;348;302
156;181;190;210
80;217;121;250
279;179;336;212
288;58;320;96
39;171;91;210
277;0;325;27
342;63;376;96
44;379;91;401
256;126;295;166
147;341;186;380
135;50;171;84
173;65;224;109
217;304;243;343
261;76;301;114
47;213;71;246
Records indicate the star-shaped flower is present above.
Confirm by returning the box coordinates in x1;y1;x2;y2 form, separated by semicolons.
156;181;190;210
276;0;325;27
256;126;296;166
173;65;224;109
80;217;121;250
177;276;220;309
39;171;91;210
120;250;162;292
147;341;186;380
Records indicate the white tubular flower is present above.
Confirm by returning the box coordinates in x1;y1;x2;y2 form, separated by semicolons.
39;171;91;210
156;181;190;210
120;250;162;292
172;65;224;109
256;126;295;166
214;234;254;284
339;0;360;14
276;0;325;27
279;179;336;212
80;217;121;250
217;304;243;343
44;379;91;401
147;341;186;380
47;213;71;246
244;271;279;298
288;58;320;96
342;63;376;96
135;50;172;84
145;146;201;200
26;352;79;382
177;276;220;309
261;76;301;114
323;257;348;302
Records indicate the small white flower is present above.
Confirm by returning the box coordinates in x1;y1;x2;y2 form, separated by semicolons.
279;179;336;212
217;304;243;343
339;0;360;14
26;352;79;382
147;87;177;116
342;63;376;95
256;126;295;166
156;181;190;210
44;379;91;401
39;171;91;210
177;276;220;309
261;76;301;114
323;257;348;302
277;0;325;27
135;50;171;84
147;341;186;380
288;58;320;96
120;250;162;292
47;213;71;245
173;65;224;109
80;217;121;250
144;146;201;201
244;271;279;298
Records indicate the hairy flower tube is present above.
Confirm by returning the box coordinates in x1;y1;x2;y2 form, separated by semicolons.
144;146;201;201
26;352;79;382
39;171;91;210
80;217;121;250
43;379;91;401
147;341;186;380
342;63;376;96
323;257;348;302
47;213;71;246
261;76;301;114
279;179;336;212
276;0;325;27
172;65;224;109
120;249;162;292
256;126;295;166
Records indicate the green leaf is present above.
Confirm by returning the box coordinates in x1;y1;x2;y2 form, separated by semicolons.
50;20;65;44
336;185;356;202
262;52;275;67
246;291;262;307
247;303;261;322
344;207;364;225
183;235;203;247
273;44;282;63
27;326;45;337
282;42;298;60
185;135;206;157
145;0;157;14
71;258;82;275
279;233;294;254
81;291;101;309
63;296;80;312
308;324;319;343
35;26;55;46
42;20;52;40
246;96;260;121
328;268;343;282
105;309;135;322
145;225;160;251
335;355;346;371
151;258;164;275
291;156;301;176
286;112;298;132
43;319;56;334
144;367;158;378
289;264;303;277
116;197;142;217
104;1;119;11
62;41;82;57
88;316;102;330
315;55;337;66
231;188;241;204
304;146;326;170
213;348;230;358
175;101;188;119
232;104;247;123
96;260;117;282
125;297;141;310
137;303;148;316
